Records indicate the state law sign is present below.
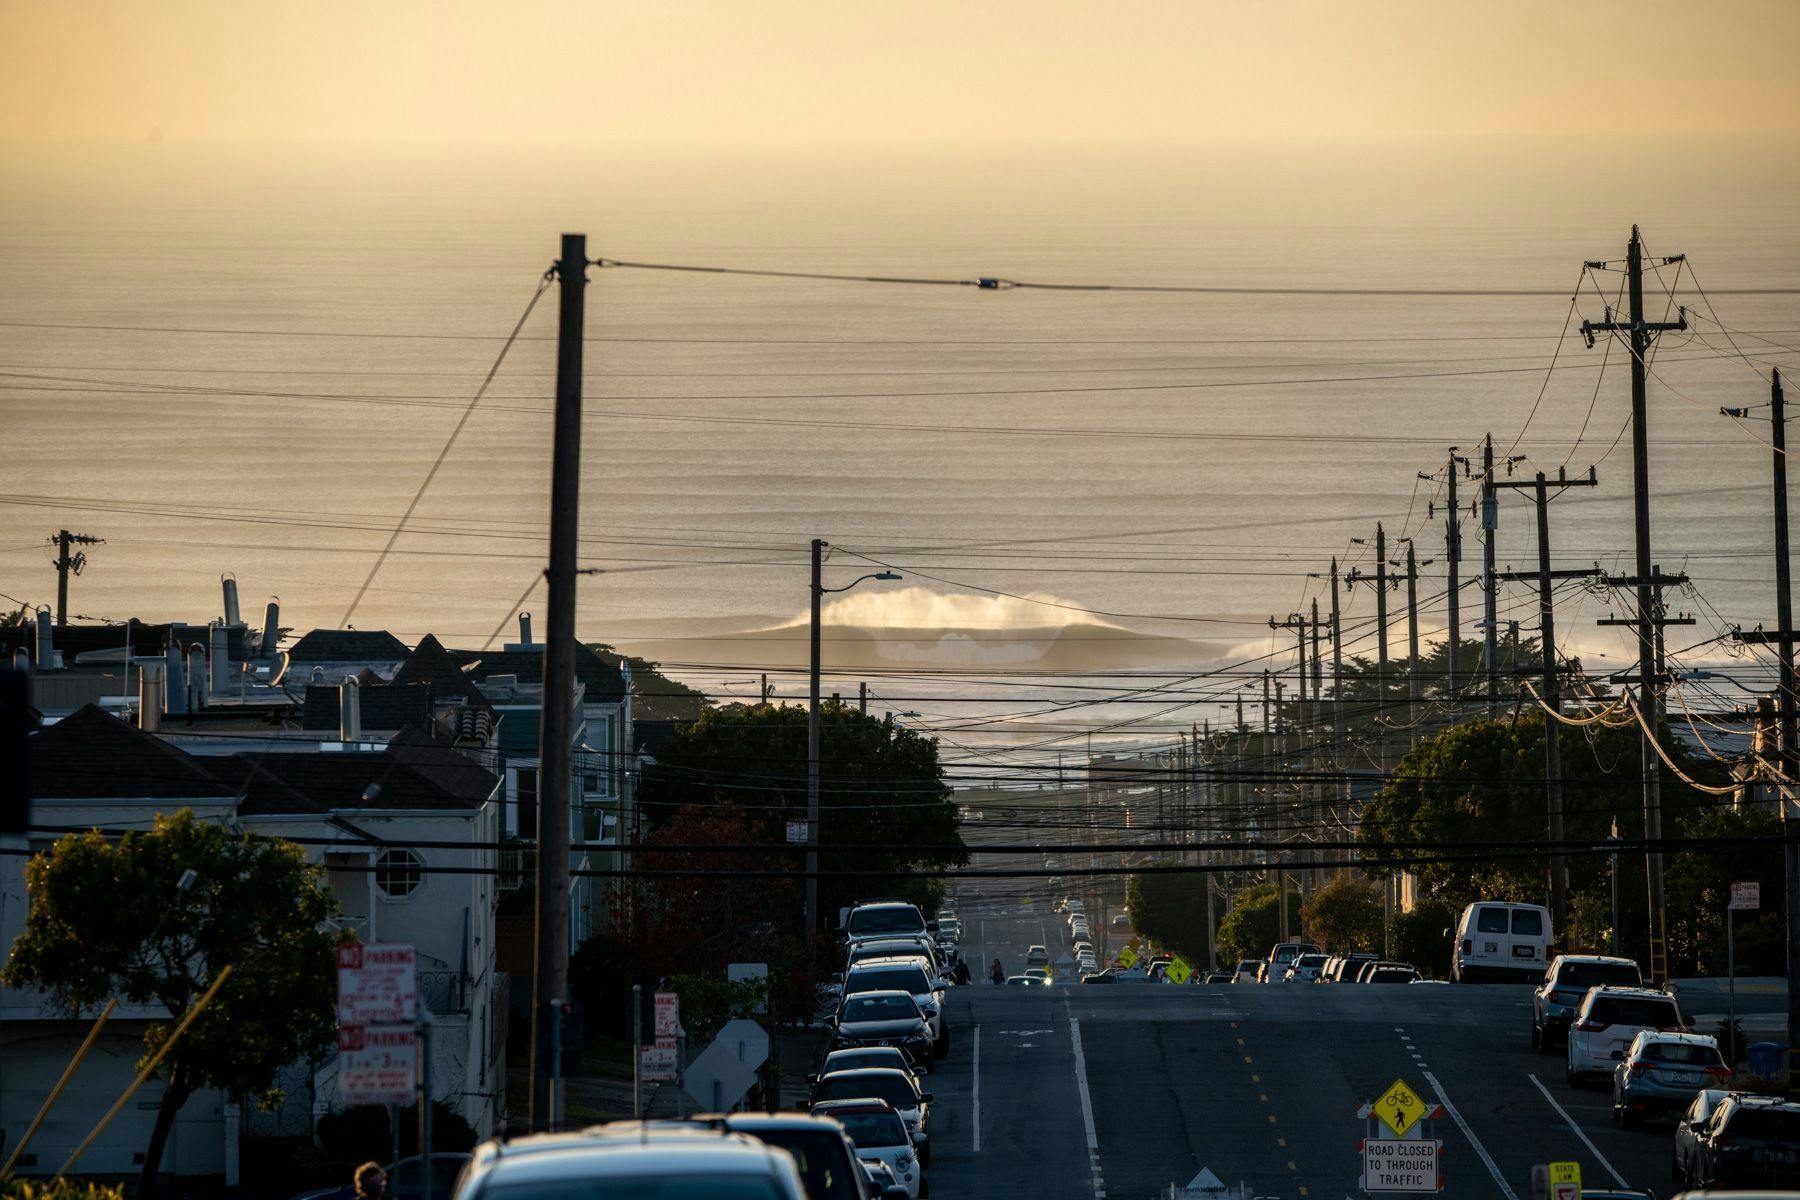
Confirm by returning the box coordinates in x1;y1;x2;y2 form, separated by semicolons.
337;942;419;1025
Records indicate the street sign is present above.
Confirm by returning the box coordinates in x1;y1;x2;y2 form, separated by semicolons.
1362;1138;1441;1193
640;1039;679;1082
716;1017;771;1072
1373;1078;1427;1138
684;1035;760;1111
1183;1167;1230;1197
1548;1160;1581;1200
1118;946;1139;968
1166;955;1193;984
1731;881;1761;910
336;942;418;1025
785;820;809;845
337;1025;418;1105
654;992;680;1038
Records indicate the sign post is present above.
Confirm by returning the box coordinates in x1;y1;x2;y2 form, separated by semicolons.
336;945;421;1197
1359;1078;1443;1194
1729;881;1761;1062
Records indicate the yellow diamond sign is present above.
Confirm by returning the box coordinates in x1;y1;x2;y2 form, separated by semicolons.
1166;955;1193;984
1118;946;1138;968
1373;1078;1427;1138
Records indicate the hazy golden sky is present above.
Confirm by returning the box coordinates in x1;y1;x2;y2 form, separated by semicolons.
4;0;1797;145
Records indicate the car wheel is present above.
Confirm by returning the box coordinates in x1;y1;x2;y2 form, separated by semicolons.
920;1143;931;1167
1619;1106;1639;1131
1565;1063;1578;1088
1537;1027;1558;1056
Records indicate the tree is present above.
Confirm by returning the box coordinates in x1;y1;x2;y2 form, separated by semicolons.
1215;880;1302;965
590;643;709;722
637;701;967;921
1124;867;1213;965
1;811;338;1194
1301;874;1384;952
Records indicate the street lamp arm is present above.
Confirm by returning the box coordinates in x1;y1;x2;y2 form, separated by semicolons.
819;571;902;594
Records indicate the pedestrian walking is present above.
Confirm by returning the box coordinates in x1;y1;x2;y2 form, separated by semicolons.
989;957;1004;985
352;1161;390;1200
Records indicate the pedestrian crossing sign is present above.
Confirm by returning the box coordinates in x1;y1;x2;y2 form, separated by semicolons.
1166;955;1192;984
1118;946;1138;967
1373;1078;1426;1137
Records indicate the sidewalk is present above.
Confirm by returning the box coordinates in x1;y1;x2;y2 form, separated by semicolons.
552;1024;831;1124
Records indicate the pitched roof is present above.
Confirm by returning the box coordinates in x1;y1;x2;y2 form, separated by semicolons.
301;683;436;733
286;629;409;663
391;634;487;706
449;640;625;704
215;737;498;816
29;704;236;800
0;622;250;663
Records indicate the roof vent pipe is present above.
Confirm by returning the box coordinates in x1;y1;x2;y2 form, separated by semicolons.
139;661;163;732
208;622;229;693
518;612;532;646
166;638;188;715
34;609;53;669
12;648;29;676
187;646;206;709
222;576;241;627
340;676;362;742
261;601;280;658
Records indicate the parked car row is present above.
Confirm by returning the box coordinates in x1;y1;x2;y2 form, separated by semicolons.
1227;944;1421;985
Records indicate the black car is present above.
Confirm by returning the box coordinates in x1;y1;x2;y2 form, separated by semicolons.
1692;1094;1800;1190
827;989;934;1072
1081;968;1119;984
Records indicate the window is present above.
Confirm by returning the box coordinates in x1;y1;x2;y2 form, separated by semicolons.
515;768;538;840
1557;961;1641;989
1511;909;1544;935
1475;907;1509;934
1587;995;1681;1027
376;849;423;898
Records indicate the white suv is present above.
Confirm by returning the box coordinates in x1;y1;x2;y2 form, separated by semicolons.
810;1100;924;1199
453;1129;808;1200
1567;985;1686;1086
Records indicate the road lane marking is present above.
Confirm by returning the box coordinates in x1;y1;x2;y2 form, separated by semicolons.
972;1023;980;1154
1527;1074;1629;1188
1422;1070;1519;1200
1068;1014;1106;1198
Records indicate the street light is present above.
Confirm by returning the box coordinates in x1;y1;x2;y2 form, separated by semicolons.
806;538;901;947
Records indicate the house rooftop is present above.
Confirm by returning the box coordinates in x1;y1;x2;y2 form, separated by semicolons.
450;640;625;705
29;704;237;800
286;629;410;663
302;682;436;734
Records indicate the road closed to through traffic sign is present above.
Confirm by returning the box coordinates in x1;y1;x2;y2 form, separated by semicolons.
1363;1138;1441;1193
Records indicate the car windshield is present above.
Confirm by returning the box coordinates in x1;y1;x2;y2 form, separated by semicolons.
484;1178;784;1200
828;1050;903;1071
1728;1109;1800;1140
1588;996;1680;1026
849;907;924;936
1641;1042;1722;1065
739;1128;860;1200
1557;962;1641;989
1295;954;1327;968
829;1111;910;1148
817;1073;919;1108
1370;969;1416;982
848;967;930;996
842;995;917;1021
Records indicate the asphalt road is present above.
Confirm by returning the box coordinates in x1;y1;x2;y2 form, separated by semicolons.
926;894;1727;1200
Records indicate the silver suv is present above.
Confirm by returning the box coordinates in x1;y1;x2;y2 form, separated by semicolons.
452;1127;807;1200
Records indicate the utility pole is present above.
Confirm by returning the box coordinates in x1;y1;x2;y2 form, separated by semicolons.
1727;367;1800;1057
1495;466;1600;937
530;233;586;1130
858;681;867;715
1398;539;1425;737
48;530;102;626
1481;434;1500;716
1579;225;1689;983
1375;524;1390;758
1425;455;1464;699
808;538;824;949
1275;678;1288;942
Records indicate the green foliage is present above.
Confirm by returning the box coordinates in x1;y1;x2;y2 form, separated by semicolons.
1301;875;1385;953
1124;867;1214;966
1215;881;1303;965
1389;898;1458;977
590;643;710;722
316;1100;478;1165
1;810;339;1181
1664;804;1786;975
667;972;769;1047
637;701;967;921
0;1180;126;1200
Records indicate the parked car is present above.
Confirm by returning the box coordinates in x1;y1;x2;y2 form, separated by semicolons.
1260;943;1320;981
937;916;962;943
828;990;935;1072
1366;964;1421;984
1612;1031;1730;1128
809;1100;925;1199
1350;960;1411;983
1026;944;1050;967
816;1045;919;1080
720;1113;880;1200
846;901;929;947
1567;986;1687;1087
1450;900;1554;983
861;1158;911;1200
1326;952;1379;982
1284;952;1330;982
1233;959;1264;984
1687;1093;1800;1190
454;1129;805;1200
847;937;945;976
1082;968;1120;984
807;1068;933;1164
844;958;950;1055
1532;954;1643;1051
1672;1089;1733;1189
1202;972;1234;984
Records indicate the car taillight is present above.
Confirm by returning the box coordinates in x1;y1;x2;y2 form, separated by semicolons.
1627;1061;1651;1076
1573;1019;1609;1032
1461;939;1472;954
1704;1066;1732;1079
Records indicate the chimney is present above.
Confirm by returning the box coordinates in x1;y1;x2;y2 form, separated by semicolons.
187;646;206;709
261;600;280;658
165;637;188;715
208;622;229;693
340;677;362;742
11;648;29;675
139;661;163;732
518;612;533;646
222;576;241;627
34;609;53;669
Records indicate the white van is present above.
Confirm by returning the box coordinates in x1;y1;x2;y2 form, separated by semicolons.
1451;901;1553;983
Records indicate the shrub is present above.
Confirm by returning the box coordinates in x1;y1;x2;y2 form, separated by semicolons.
0;1181;126;1200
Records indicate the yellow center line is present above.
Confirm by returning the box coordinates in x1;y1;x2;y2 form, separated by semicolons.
1288;1161;1297;1171
1243;1055;1253;1064
1277;1137;1287;1147
1259;1093;1269;1102
1267;1114;1278;1124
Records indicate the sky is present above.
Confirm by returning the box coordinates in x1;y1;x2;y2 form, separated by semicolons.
4;0;1798;146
